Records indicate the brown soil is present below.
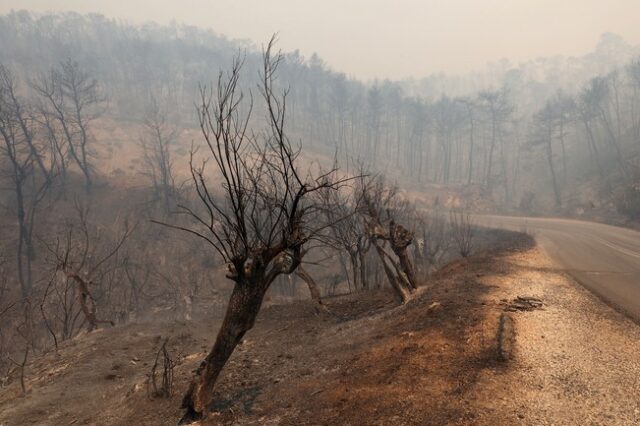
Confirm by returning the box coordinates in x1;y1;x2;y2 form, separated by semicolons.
1;233;640;425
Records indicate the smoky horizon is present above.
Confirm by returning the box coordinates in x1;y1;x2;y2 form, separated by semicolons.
1;0;640;80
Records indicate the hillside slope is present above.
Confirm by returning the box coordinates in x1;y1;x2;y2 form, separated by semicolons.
2;232;640;425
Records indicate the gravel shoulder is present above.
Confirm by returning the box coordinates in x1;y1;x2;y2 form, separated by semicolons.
470;245;640;425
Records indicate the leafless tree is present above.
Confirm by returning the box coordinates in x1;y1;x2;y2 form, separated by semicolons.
577;81;605;179
40;201;132;340
583;76;627;177
138;97;178;214
156;39;350;422
35;100;68;185
0;65;52;300
433;96;465;183
33;59;103;192
449;208;474;258
0;66;51;183
148;338;175;398
529;92;576;207
7;301;32;395
531;101;563;207
121;258;154;322
319;164;370;290
360;176;417;303
0;254;17;380
478;89;512;188
459;97;477;185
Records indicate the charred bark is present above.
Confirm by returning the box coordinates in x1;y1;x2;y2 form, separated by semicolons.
389;221;417;290
358;249;368;290
62;269;114;332
295;266;327;310
180;280;267;422
371;239;410;304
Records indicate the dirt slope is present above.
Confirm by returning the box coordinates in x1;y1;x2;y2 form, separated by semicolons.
1;233;639;425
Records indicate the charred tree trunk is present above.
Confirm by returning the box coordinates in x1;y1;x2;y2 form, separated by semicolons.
295;266;326;309
358;250;368;290
348;252;359;291
63;270;114;332
180;280;267;423
389;221;418;290
16;187;31;300
371;240;410;304
395;251;417;290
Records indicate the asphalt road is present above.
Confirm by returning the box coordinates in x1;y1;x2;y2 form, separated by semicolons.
476;215;640;321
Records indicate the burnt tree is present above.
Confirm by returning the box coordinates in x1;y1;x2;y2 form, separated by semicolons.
360;176;417;303
320;165;370;290
33;60;102;192
157;39;349;422
0;65;52;300
40;201;131;339
138;97;178;215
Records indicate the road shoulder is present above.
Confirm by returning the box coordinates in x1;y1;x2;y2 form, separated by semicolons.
469;246;640;425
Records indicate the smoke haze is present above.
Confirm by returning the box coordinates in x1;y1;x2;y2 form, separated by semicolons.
2;0;640;79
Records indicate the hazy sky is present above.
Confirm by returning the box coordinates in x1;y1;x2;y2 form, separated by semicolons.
2;0;640;80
